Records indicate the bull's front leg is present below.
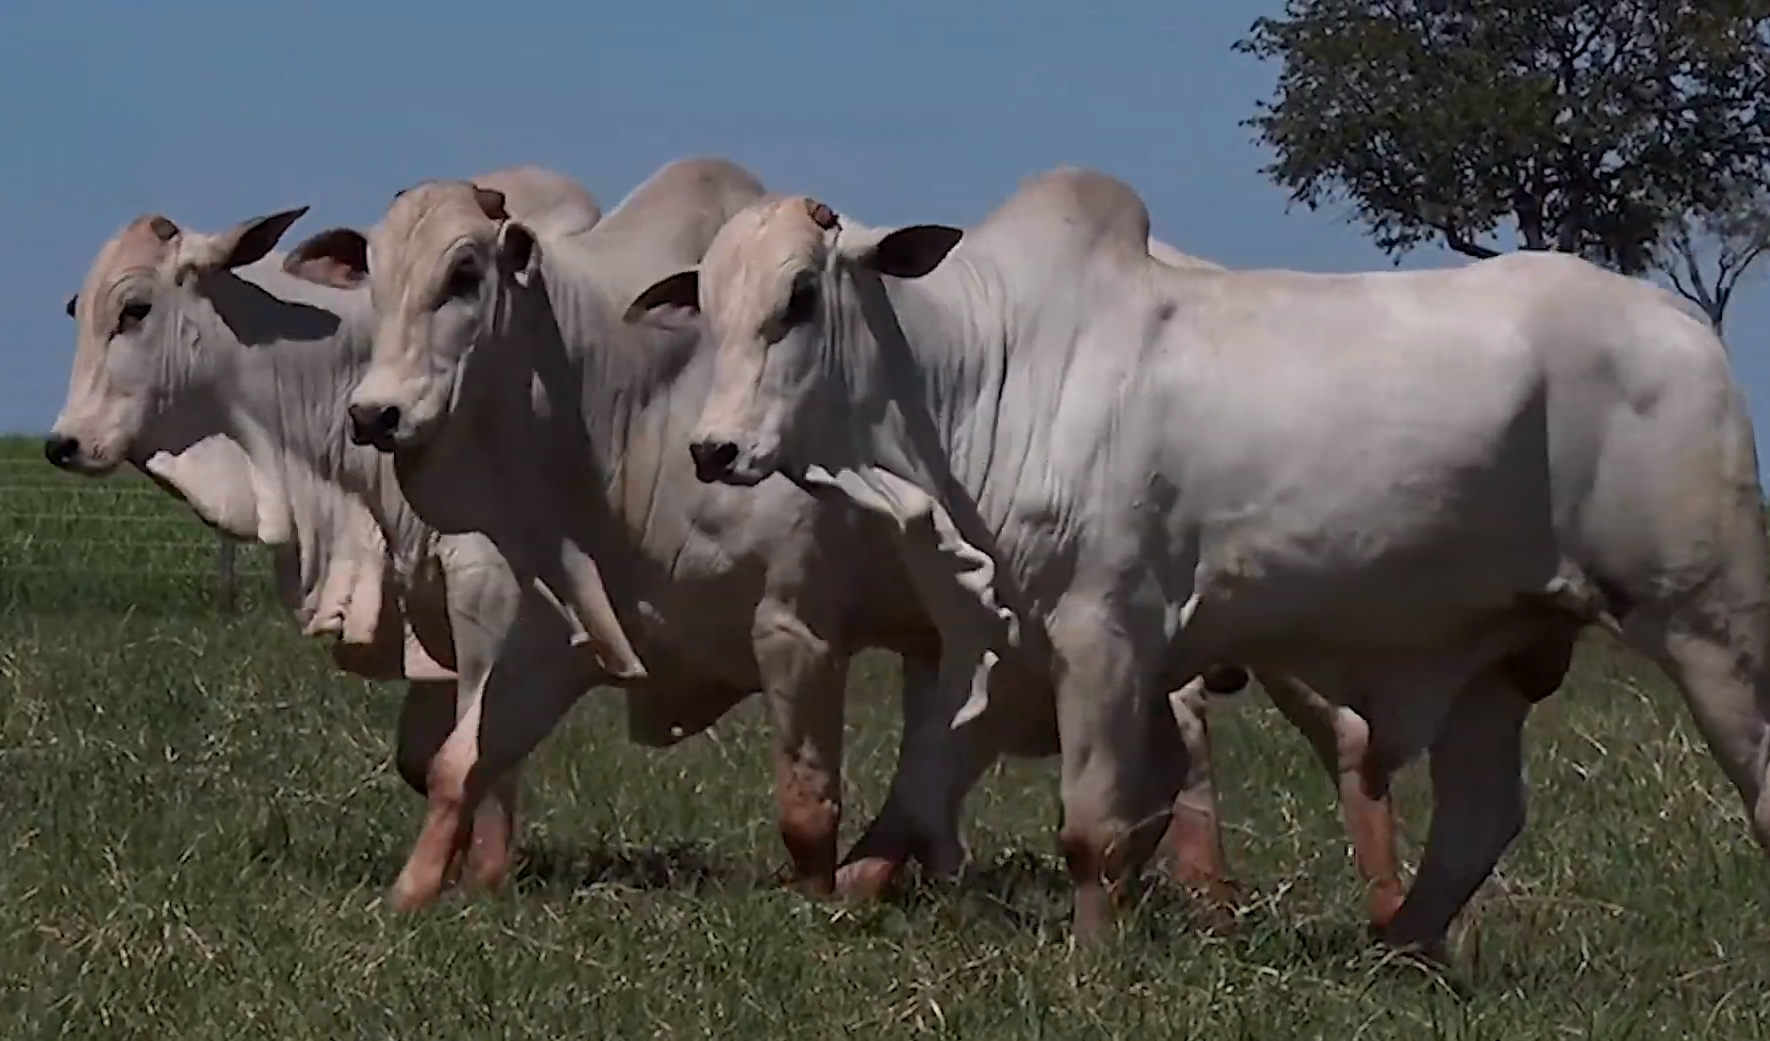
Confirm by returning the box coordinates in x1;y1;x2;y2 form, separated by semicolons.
754;603;849;896
1051;598;1183;943
389;538;591;912
837;650;1003;899
392;677;524;894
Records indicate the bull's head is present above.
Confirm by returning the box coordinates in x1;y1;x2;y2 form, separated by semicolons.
622;196;962;487
342;182;539;453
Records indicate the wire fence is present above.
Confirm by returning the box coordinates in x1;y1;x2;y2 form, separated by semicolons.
0;446;278;615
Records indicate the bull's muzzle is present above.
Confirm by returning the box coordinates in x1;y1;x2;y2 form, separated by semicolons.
347;402;401;451
687;438;740;484
43;435;81;470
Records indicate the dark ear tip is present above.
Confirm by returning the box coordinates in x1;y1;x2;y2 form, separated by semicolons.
264;205;309;226
474;185;512;222
620;303;645;324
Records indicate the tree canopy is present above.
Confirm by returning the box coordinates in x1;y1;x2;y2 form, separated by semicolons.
1236;0;1770;329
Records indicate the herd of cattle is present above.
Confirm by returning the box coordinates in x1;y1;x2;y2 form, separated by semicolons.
41;156;1770;964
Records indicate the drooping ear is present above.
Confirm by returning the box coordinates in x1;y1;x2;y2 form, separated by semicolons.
65;293;78;318
495;220;540;288
856;225;964;279
623;270;701;329
177;206;311;277
282;227;370;289
472;185;510;222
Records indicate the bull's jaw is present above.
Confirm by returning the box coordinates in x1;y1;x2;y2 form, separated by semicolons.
61;455;122;478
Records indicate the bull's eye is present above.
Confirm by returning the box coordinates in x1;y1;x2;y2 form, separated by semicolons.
446;258;481;299
116;300;152;333
782;280;818;327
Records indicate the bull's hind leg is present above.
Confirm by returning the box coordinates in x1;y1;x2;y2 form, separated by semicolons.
1625;606;1770;855
1379;669;1531;960
1159;676;1243;914
1259;673;1405;932
754;602;849;897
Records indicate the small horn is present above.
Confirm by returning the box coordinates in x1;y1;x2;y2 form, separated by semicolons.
472;186;510;222
804;199;839;231
148;216;179;241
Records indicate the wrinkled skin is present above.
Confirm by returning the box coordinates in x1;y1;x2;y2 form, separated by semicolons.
332;161;1417;927
626;174;1767;962
43;178;783;908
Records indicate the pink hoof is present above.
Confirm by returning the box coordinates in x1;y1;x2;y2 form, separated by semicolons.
388;871;440;914
835;855;905;900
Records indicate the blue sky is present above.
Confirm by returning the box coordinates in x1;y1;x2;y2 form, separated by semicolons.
6;0;1767;468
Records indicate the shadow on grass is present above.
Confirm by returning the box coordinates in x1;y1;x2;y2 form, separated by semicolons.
265;829;750;898
269;826;1461;987
873;849;1256;941
512;840;749;894
861;849;1469;984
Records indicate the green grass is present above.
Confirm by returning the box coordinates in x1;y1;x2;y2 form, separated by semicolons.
3;433;1769;1038
0;436;277;615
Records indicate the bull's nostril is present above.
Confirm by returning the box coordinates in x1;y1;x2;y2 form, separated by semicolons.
688;440;740;480
347;403;401;447
43;435;80;469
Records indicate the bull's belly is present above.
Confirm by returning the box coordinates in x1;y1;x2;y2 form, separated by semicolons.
1182;524;1563;661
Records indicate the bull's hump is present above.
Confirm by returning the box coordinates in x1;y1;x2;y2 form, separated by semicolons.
980;166;1153;262
470;165;603;239
604;157;768;228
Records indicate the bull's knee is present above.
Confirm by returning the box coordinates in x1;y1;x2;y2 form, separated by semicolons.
1059;816;1140;889
425;751;471;814
1060;816;1143;943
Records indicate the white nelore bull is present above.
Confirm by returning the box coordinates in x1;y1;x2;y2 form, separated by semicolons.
43;166;821;910
626;166;1770;957
334;156;1410;928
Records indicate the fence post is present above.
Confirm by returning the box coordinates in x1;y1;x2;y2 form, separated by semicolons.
216;532;238;613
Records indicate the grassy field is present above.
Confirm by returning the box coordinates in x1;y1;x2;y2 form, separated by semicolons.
3;433;1769;1039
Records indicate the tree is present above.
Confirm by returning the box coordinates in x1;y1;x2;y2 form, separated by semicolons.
1651;190;1770;336
1235;0;1770;292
